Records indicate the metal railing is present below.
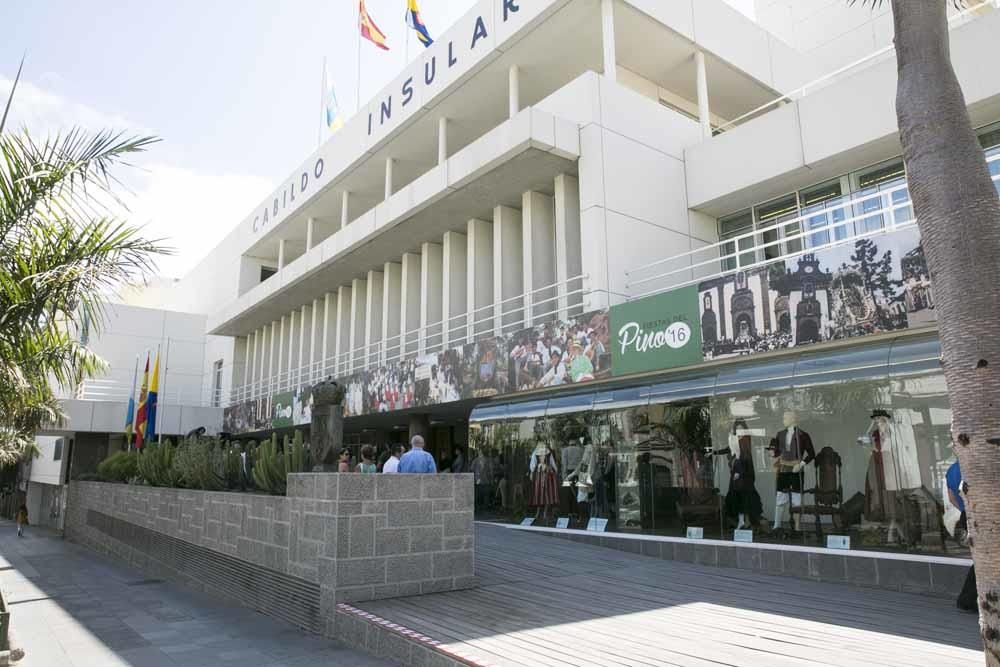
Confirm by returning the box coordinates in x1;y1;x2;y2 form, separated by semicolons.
71;377;215;408
626;152;1000;300
715;0;999;133
228;274;595;406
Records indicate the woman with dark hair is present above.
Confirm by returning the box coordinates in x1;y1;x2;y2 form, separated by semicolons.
15;503;28;537
357;445;377;474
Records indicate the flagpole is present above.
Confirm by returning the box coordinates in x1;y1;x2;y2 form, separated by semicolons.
128;355;138;452
319;57;327;150
158;340;169;445
356;1;363;113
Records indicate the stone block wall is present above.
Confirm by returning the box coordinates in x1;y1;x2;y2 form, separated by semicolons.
65;474;475;636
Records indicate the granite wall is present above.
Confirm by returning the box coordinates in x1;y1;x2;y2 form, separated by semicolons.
66;474;475;636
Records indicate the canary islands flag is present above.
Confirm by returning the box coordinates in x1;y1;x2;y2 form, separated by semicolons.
324;70;344;133
133;353;150;449
406;0;433;47
124;358;138;446
144;350;160;443
359;0;390;51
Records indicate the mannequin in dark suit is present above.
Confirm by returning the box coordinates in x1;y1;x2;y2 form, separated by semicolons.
770;410;816;530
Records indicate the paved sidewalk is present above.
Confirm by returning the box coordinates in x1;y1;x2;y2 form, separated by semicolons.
0;520;394;666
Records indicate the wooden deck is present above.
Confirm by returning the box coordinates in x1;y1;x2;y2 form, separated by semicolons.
356;524;981;666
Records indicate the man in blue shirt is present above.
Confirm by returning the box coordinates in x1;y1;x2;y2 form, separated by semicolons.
399;435;437;473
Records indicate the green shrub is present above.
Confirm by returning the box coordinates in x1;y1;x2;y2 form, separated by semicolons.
173;437;225;490
252;431;310;495
96;451;137;483
137;440;182;487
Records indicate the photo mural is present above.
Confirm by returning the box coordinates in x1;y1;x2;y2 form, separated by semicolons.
223;228;936;434
698;227;934;360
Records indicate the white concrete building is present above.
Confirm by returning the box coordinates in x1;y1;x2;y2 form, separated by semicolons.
50;0;1000;551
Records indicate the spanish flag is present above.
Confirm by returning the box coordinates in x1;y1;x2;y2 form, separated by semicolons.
144;350;160;443
406;0;433;47
359;0;390;51
133;353;150;449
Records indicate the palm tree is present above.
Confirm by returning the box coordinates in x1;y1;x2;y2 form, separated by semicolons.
0;61;167;464
853;1;1000;660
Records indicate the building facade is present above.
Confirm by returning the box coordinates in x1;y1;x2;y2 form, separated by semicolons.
144;0;1000;558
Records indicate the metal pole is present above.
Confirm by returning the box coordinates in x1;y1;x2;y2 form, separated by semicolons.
157;341;169;445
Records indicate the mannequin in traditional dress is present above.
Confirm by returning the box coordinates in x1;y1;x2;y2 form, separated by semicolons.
717;420;761;530
860;409;920;544
564;440;595;525
529;442;559;521
770;410;816;531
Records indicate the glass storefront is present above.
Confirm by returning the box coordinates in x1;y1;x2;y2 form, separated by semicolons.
468;335;968;557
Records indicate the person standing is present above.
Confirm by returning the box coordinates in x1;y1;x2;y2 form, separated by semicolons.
399;435;437;473
338;449;351;473
451;447;466;474
15;504;28;538
382;444;403;473
357;445;377;473
946;459;977;612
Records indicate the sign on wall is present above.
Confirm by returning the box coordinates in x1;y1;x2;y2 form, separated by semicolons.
609;285;703;376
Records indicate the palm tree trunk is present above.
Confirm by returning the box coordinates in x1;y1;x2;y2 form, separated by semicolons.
890;1;1000;661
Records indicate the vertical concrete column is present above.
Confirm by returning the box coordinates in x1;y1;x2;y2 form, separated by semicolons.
442;231;467;346
268;320;277;396
408;414;431;444
277;315;287;391
493;205;524;336
249;330;259;399
385;158;395;202
341;191;351;229
350;278;368;371
306;217;315;251
336;285;352;376
256;327;266;399
522;191;556;325
298;304;309;386
467;219;494;339
310;298;320;381
438;117;449;165
695;50;711;139
400;253;421;356
382;262;402;362
322;292;334;376
236;335;250;401
554;174;582;318
365;270;384;367
277;239;287;271
288;310;298;388
420;242;443;353
602;0;617;83
508;65;520;119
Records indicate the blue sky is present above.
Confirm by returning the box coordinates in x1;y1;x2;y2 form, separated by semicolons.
2;0;754;277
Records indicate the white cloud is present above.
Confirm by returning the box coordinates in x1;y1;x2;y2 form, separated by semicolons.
126;165;272;278
1;76;272;281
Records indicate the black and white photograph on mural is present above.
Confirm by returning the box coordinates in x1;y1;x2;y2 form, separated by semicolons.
414;348;464;407
699;228;936;360
292;383;313;426
507;311;611;391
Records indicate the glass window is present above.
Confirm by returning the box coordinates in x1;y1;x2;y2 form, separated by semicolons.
715;358;797;395
719;210;754;272
854;160;911;233
260;266;277;283
799;180;847;247
755;194;802;261
211;360;224;408
889;336;941;376
53;439;63;461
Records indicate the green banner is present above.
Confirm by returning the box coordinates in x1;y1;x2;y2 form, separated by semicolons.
271;391;295;428
610;285;702;376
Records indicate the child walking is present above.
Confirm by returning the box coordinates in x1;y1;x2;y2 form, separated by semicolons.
15;504;28;538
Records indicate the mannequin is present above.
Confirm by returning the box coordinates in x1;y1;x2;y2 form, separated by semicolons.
529;442;559;521
770;410;816;531
564;439;595;525
718;420;761;530
861;409;917;544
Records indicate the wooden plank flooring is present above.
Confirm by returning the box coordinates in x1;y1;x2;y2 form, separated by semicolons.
357;524;982;667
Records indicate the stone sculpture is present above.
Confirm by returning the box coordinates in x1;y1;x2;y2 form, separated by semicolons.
310;378;345;472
